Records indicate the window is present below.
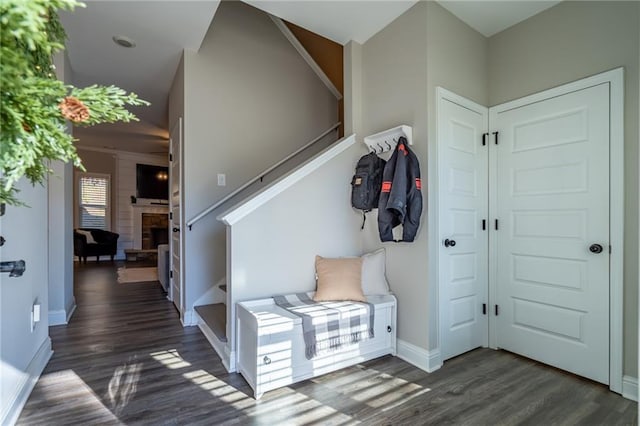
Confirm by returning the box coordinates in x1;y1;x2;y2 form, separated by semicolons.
77;173;111;230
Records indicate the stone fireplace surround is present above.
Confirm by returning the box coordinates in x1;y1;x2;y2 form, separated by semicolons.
132;205;168;250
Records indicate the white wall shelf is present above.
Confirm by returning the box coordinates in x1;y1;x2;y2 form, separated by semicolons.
363;125;413;154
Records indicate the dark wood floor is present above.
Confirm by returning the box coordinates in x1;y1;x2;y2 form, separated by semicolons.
19;262;637;425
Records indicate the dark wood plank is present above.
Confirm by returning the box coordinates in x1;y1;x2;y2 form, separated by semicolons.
17;261;637;425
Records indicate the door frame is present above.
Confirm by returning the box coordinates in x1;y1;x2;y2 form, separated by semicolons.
434;87;490;363
430;67;624;393
169;117;185;322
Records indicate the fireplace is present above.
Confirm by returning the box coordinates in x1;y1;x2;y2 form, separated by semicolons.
142;213;169;249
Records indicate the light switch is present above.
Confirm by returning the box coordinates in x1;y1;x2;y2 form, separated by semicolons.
33;303;41;322
217;174;226;186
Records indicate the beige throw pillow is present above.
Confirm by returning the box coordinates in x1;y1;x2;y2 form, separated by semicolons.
361;248;391;295
313;255;366;302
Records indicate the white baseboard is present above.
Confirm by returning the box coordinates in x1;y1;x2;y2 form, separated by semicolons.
181;309;198;327
66;300;77;323
396;339;442;373
1;337;53;426
48;310;67;326
48;300;77;326
622;375;638;401
195;311;235;373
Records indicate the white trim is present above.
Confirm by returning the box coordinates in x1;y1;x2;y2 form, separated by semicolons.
181;309;198;327
396;339;442;373
488;68;624;393
65;299;77;323
48;309;66;326
169;117;185;322
1;338;53;426
622;376;638;401
218;134;356;225
270;16;342;100
195;311;234;373
48;307;75;326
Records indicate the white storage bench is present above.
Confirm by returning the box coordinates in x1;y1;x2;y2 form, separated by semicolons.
236;294;397;399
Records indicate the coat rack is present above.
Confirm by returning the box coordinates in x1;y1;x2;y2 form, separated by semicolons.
363;125;413;154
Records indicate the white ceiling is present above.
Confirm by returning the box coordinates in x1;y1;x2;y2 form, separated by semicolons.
60;1;220;153
437;0;561;37
243;1;419;45
60;0;562;154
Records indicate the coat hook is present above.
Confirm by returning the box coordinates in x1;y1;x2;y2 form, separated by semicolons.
377;142;384;153
385;141;392;150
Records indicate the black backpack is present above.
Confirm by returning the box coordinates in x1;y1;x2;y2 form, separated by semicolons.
351;152;386;228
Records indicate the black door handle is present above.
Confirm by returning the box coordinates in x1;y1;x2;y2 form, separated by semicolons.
589;244;604;254
172;227;180;233
0;260;26;277
444;239;456;248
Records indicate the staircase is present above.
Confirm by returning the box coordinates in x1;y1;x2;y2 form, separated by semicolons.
194;283;227;342
192;133;359;372
190;127;350;370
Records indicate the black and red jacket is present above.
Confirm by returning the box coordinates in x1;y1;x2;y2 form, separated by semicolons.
377;137;423;242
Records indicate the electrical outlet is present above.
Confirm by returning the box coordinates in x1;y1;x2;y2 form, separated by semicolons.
217;174;226;186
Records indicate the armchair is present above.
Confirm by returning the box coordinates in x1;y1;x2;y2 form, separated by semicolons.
74;228;119;263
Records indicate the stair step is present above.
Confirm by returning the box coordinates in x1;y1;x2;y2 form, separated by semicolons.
194;304;227;342
219;284;227;293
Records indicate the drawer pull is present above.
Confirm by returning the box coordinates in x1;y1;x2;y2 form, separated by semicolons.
263;356;271;365
387;326;392;333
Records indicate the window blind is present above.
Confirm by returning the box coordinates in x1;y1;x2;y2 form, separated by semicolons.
79;175;109;229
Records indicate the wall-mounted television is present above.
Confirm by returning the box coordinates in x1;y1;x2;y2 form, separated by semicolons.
136;164;169;200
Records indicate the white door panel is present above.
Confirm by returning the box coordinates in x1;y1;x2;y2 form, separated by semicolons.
438;94;489;361
169;118;183;316
491;83;610;384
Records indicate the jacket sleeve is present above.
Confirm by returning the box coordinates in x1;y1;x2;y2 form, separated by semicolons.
402;151;423;242
386;142;408;220
378;151;398;242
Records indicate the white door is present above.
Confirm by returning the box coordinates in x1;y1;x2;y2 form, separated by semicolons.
169;118;184;316
490;83;610;384
438;90;489;361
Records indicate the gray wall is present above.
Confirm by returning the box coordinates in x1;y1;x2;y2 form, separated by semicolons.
359;1;488;350
171;1;338;314
488;0;639;377
425;2;489;351
360;1;429;349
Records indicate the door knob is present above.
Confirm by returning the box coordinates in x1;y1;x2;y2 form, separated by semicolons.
589;243;604;254
444;238;456;248
0;260;26;277
172;227;180;233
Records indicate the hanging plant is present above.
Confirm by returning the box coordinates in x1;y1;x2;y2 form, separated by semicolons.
0;0;149;206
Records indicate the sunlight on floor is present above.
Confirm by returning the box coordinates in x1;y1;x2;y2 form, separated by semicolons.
37;369;120;422
107;360;142;414
150;349;192;369
146;347;428;425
